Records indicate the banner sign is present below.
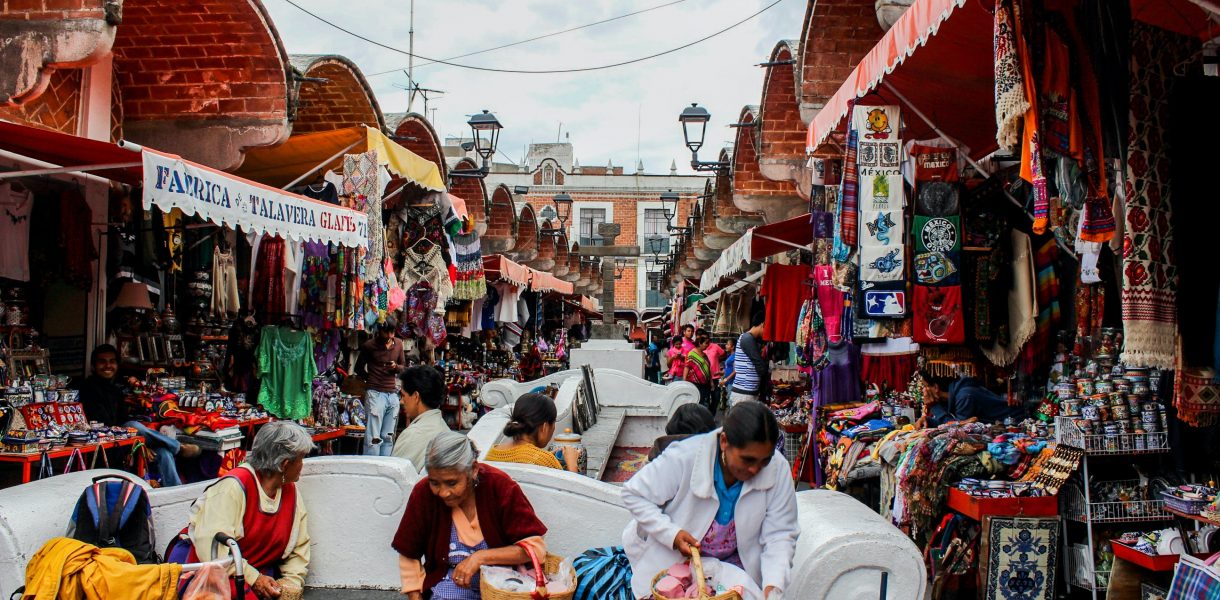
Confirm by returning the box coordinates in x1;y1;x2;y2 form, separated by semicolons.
142;149;369;248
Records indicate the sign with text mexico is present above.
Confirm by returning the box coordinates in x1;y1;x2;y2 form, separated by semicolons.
141;149;369;248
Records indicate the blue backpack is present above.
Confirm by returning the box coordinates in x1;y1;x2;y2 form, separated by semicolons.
573;546;633;600
68;475;158;564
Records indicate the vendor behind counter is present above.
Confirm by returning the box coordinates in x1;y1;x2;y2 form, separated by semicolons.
919;371;1025;427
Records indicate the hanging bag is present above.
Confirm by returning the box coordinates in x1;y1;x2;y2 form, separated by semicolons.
1166;553;1220;600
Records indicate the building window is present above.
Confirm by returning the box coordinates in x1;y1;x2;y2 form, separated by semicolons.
579;208;606;246
642;208;669;254
543;164;555;185
644;263;666;308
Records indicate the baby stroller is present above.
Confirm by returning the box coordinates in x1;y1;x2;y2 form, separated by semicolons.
11;533;246;600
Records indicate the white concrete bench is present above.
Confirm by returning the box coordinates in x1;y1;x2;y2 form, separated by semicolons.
0;458;927;599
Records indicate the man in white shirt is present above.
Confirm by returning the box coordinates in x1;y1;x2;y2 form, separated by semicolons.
391;365;451;471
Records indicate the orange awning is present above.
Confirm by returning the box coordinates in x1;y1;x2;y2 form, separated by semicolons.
0;120;143;184
528;268;574;295
235;126;444;191
483;254;531;288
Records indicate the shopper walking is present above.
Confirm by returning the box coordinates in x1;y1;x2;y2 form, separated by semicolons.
355;320;407;456
684;335;714;411
729;314;768;406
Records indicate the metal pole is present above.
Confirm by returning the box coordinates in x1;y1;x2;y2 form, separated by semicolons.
407;0;416;112
282;139;363;190
0;161;141;180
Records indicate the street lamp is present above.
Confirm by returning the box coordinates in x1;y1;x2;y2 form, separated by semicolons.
451;110;502;182
660;189;688;234
678;103;730;173
552;193;573;228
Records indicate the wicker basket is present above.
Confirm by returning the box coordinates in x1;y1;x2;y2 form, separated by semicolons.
480;544;576;600
650;547;743;600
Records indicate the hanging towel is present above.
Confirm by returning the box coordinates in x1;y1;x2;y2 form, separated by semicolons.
993;0;1029;151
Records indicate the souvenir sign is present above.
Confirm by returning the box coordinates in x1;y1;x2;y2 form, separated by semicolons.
915;216;961;254
862;288;907;318
913;252;960;286
913;285;965;344
861;210;903;246
860;246;905;282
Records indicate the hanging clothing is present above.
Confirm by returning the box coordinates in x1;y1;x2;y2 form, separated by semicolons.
250;235;286;317
299;242;332;329
759;264;813;343
815;340;861;406
284;240;304;314
400;243;453;309
343;151;387;282
212;248;240;319
450;231;487;301
0;182;33;281
492;282;521;324
59;188;97;288
982;231;1037;367
300;181;339;204
256;326;317;419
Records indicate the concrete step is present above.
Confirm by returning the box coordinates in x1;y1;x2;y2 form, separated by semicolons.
582;408;626;480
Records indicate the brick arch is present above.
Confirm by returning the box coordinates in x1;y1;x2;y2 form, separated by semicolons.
714;148;763;235
112;0;293;170
564;241;582;283
530;222;557;272
553;232;570;278
691;206;717;264
387;112;446;180
0;68;83;134
448;157;488;235
731;106;803;223
291;54;384;135
513;203;539;263
484;184;517;255
798;0;884;124
759;40;811;200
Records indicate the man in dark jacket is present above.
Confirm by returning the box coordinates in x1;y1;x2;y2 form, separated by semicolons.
75;344;199;486
921;372;1025;426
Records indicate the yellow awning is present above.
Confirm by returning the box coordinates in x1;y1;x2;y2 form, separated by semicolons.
234;125;445;191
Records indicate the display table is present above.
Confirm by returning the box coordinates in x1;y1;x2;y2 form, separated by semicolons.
0;437;146;484
311;428;345;453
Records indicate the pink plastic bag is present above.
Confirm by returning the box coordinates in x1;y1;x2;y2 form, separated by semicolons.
182;562;231;600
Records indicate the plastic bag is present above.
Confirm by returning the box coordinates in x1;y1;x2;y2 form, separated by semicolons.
481;565;537;592
182;562;231;600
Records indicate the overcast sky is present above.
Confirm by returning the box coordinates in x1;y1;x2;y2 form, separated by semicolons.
262;0;807;175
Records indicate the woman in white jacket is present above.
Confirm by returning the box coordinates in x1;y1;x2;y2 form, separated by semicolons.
621;402;799;599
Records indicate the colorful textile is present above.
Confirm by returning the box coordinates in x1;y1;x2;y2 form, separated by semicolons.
981;516;1059;600
861;210;903;247
860;246;905;282
833;126;860;262
914;216;961;255
450;231;487;301
993;0;1028;151
914;285;965;345
429;523;489;600
982;231;1036;368
343;151;384;282
1174;368;1220;428
860;173;903;211
1010;0;1049;234
251;235;286;317
1121;23;1189;370
1074;283;1105;358
1019;240;1061;374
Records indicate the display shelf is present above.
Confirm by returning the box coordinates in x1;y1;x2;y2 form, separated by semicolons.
947;487;1059;521
1055;416;1168;455
1067;547;1110;593
1063;480;1169;523
1110;540;1205;572
1164;505;1220;526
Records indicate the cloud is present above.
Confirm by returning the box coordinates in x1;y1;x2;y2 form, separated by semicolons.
264;0;808;174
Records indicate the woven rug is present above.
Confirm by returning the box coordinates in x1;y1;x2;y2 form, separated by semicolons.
601;446;650;483
1120;23;1191;370
981;516;1059;600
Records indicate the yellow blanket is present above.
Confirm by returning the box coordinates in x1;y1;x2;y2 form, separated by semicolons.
22;537;182;600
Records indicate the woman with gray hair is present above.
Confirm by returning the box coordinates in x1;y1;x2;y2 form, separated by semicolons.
186;421;314;599
391;431;549;599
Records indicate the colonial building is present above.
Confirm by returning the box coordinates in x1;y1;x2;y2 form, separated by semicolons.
446;140;709;315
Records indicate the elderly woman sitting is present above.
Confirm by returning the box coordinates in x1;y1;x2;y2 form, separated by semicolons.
392;431;548;600
187;421;314;599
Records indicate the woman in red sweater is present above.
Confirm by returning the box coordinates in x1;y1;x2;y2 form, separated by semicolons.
391;431;548;599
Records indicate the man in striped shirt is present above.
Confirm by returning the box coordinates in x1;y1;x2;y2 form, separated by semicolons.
729;314;768;407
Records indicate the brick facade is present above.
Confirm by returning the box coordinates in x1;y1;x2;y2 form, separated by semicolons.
291;56;383;134
112;0;289;122
448;157;487;232
389;113;446;178
731;107;798;200
0;67;81;134
483;184;517;255
797;0;884;122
